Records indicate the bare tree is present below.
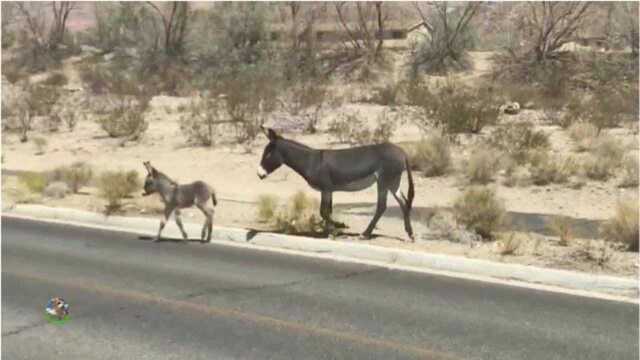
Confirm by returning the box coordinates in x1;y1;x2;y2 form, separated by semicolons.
524;1;592;61
609;2;639;56
146;1;190;56
334;2;387;61
50;2;76;49
15;2;76;50
411;2;481;74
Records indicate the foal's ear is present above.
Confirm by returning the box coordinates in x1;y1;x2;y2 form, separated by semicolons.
143;161;153;174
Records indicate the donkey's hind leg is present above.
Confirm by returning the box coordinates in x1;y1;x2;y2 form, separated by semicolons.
362;181;388;239
174;209;189;241
390;187;414;242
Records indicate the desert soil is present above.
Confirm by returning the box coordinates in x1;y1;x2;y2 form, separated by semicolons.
2;51;638;278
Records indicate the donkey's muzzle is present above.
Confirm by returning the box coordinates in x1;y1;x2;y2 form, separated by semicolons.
257;166;268;180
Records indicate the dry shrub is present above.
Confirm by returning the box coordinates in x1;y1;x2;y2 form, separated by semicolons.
97;170;140;214
453;187;505;240
49;162;93;193
43;181;70;199
619;155;639;188
97;97;149;139
256;194;279;223
528;150;577;185
548;216;574;246
407;79;498;136
601;201;639;252
488;122;549;165
465;146;499;184
42;72;68;87
583;136;624;181
179;99;224;147
328;110;396;145
409;135;451;177
369;82;402;106
273;191;322;235
494;232;522;256
18;172;48;194
567;122;598;152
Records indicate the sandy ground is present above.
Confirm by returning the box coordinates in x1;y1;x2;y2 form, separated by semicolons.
2;51;638;278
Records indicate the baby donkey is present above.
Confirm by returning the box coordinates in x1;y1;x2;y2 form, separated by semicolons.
142;161;217;242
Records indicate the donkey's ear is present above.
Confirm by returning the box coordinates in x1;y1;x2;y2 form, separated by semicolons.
267;128;278;141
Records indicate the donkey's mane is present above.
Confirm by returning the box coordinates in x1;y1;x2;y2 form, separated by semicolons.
279;137;314;151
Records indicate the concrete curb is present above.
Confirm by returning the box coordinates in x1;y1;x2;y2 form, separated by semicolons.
3;204;638;300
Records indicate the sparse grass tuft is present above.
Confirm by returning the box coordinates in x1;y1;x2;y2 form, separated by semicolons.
567;122;598;152
600;201;639;252
409;136;451;177
582;136;625;181
528;150;577;185
256;194;279;223
453;187;505;240
43;181;70;199
33;137;47;155
97;170;140;214
548;216;574;246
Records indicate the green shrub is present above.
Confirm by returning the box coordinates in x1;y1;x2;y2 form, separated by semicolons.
465;146;499;184
49;162;93;193
18;172;48;193
600;201;639;252
256;194;279;223
409;136;451;177
97;170;140;213
488;122;549;165
453;187;505;240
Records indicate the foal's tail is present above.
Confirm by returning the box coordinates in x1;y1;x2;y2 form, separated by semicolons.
404;157;414;211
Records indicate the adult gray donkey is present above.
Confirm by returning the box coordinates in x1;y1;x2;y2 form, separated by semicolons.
142;161;217;242
257;127;414;241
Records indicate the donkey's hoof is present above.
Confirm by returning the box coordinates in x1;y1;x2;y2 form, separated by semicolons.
153;237;162;242
359;233;372;240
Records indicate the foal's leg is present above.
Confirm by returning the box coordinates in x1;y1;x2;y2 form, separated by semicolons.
174;209;189;241
196;203;213;243
155;207;173;242
362;182;388;239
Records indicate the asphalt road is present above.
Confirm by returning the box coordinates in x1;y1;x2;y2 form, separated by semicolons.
2;217;638;360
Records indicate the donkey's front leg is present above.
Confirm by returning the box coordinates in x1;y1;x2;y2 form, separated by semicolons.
320;191;336;236
174;209;189;241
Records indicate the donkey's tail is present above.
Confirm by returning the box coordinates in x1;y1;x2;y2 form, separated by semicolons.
210;186;218;207
405;157;415;211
